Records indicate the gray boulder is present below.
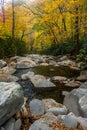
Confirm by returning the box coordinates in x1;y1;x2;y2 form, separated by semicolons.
0;127;5;130
59;56;68;61
29;112;57;130
0;82;24;126
64;87;87;117
52;76;67;83
79;94;87;117
80;82;87;89
76;75;87;82
58;60;76;67
21;71;35;80
13;119;22;130
43;99;67;116
58;113;78;128
4;118;15;130
29;99;45;116
0;70;19;82
80;70;87;76
65;80;81;88
16;57;36;69
77;117;87;130
2;66;16;75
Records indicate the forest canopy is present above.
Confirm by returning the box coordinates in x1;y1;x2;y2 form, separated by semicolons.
0;0;87;58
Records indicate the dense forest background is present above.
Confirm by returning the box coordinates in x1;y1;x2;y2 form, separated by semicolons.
0;0;87;60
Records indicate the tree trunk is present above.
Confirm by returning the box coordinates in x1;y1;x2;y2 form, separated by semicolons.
1;0;5;24
12;0;15;39
74;7;80;52
21;30;25;41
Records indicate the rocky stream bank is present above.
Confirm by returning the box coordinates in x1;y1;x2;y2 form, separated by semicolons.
0;54;87;130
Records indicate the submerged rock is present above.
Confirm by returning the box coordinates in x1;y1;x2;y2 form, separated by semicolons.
0;82;24;126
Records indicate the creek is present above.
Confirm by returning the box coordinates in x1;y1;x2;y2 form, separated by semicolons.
14;65;80;103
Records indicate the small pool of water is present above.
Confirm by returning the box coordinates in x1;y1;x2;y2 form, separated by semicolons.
33;66;80;78
15;66;80;103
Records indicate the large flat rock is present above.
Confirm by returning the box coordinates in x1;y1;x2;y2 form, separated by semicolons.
31;75;56;88
0;82;24;126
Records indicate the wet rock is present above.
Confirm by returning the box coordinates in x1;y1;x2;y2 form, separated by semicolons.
29;99;45;116
64;87;87;117
0;60;7;69
29;112;57;130
31;75;56;88
0;82;24;126
21;71;35;80
43;99;67;116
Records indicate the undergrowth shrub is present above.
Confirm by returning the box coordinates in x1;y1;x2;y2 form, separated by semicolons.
0;37;28;58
